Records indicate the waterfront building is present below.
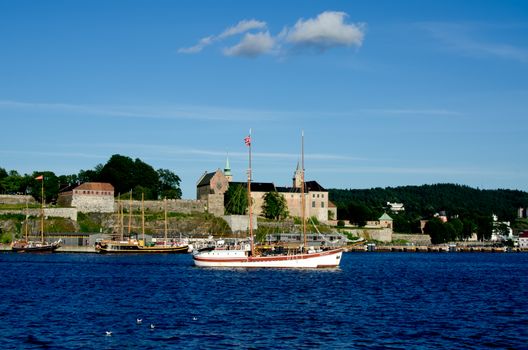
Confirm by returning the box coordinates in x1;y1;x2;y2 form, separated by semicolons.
196;158;331;222
57;182;115;213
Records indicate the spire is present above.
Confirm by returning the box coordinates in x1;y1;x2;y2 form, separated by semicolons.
224;154;233;182
293;160;303;188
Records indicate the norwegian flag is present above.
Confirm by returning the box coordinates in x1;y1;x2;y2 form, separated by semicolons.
244;135;251;147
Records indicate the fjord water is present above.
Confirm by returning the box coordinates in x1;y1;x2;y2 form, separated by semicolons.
0;253;526;349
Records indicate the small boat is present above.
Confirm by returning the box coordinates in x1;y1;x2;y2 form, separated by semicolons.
11;239;62;253
96;195;188;254
12;175;62;253
96;239;188;253
193;131;343;268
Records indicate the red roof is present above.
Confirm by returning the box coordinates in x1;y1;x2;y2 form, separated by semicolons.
520;231;528;238
75;182;114;192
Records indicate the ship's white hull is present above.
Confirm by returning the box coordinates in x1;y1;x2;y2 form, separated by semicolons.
193;248;343;268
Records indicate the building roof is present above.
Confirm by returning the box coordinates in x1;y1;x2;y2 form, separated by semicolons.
75;182;114;191
379;213;393;221
230;181;276;192
305;181;326;192
520;231;528;238
197;172;216;187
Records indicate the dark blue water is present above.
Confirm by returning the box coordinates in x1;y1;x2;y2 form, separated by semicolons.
0;252;526;349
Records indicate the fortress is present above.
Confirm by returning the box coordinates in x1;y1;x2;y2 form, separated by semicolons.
196;157;336;222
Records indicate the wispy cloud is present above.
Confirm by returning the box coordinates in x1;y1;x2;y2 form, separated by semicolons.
313;165;517;177
361;108;464;117
223;31;275;57
178;19;267;54
420;21;528;63
179;11;365;58
0;99;281;122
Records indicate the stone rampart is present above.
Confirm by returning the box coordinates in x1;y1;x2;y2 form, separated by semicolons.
392;233;431;245
222;215;257;233
0;195;36;205
117;199;207;214
0;208;77;221
347;228;393;242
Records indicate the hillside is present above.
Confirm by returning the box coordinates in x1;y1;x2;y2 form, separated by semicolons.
329;183;528;221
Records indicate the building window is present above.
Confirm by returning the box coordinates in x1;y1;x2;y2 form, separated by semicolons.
317;194;320;198
321;202;325;208
322;194;324;198
312;201;315;208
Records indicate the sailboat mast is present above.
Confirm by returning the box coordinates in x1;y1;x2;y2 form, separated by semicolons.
40;176;44;243
247;129;254;256
301;131;307;251
164;197;168;245
141;192;145;243
128;190;132;236
25;198;29;241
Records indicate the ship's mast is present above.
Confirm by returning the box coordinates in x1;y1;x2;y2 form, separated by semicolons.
40;177;44;243
141;192;145;243
164;197;168;246
247;129;254;256
301;131;307;252
128;190;132;236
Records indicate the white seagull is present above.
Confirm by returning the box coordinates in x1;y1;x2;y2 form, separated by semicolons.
136;318;143;325
150;324;155;329
105;331;113;337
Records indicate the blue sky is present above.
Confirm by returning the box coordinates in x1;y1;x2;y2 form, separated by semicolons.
1;0;527;198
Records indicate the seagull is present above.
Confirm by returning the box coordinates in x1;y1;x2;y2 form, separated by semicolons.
150;324;155;329
105;331;113;337
136;318;142;325
192;316;198;321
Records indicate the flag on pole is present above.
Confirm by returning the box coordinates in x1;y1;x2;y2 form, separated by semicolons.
244;135;251;147
35;175;44;181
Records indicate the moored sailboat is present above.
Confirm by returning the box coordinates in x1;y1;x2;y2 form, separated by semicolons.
96;194;188;254
193;131;343;268
11;175;62;253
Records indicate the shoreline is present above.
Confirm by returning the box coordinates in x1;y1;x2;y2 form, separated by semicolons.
1;244;526;254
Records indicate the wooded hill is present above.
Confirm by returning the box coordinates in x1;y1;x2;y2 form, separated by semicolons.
329;183;528;224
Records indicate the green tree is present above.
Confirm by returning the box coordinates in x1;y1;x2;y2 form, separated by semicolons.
476;216;493;241
0;170;25;194
261;191;289;220
157;168;182;199
450;217;464;240
424;217;446;244
224;184;248;215
30;171;59;204
347;202;371;227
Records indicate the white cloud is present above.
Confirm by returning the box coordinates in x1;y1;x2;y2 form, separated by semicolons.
223;32;275;57
179;19;267;54
218;19;267;39
284;11;365;50
177;36;214;54
179;11;366;58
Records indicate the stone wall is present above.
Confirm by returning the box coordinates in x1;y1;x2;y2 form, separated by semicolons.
392;233;431;245
222;215;257;233
0;195;36;205
0;208;78;221
206;194;224;217
346;228;393;242
117;199;207;215
72;195;115;213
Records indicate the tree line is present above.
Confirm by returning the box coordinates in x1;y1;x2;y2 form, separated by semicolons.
329;183;528;241
0;154;182;203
